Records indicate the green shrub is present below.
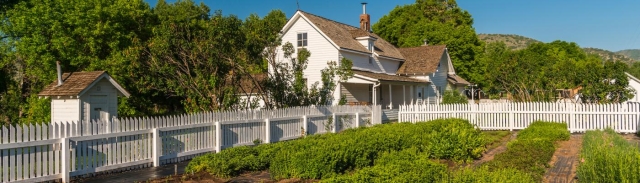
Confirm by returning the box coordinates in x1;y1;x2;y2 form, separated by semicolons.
188;118;486;180
422;118;486;162
483;139;555;181
481;120;569;182
577;129;640;182
321;148;448;183
269;118;485;179
441;166;535;183
517;121;570;141
185;146;264;178
442;90;468;104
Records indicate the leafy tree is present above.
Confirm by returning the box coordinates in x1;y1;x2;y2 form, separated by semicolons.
0;0;154;123
442;90;468;104
264;42;353;108
482;40;633;103
373;0;484;83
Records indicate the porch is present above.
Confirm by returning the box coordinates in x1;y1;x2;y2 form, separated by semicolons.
340;70;436;109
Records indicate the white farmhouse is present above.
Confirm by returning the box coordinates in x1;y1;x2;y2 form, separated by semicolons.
273;3;469;109
38;63;130;123
626;72;640;102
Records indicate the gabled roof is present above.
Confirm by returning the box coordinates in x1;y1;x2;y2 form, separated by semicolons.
396;45;447;75
38;71;130;97
447;74;470;86
353;70;427;83
296;11;405;60
626;72;640;84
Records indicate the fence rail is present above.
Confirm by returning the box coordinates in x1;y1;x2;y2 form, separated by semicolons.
399;102;640;133
0;105;382;182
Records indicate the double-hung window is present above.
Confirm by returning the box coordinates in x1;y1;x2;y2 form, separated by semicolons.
297;33;307;47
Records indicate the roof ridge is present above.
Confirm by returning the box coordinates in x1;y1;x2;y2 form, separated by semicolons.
298;10;361;30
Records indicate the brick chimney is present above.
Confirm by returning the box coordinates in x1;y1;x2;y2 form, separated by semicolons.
360;2;370;32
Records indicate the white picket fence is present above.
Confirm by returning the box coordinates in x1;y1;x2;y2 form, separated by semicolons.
399;102;640;133
0;105;382;182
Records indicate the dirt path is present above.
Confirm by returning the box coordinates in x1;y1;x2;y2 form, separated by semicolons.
543;134;583;183
622;134;640;148
471;131;517;167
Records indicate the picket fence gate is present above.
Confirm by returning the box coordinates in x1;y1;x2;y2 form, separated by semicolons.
0;105;382;182
399;102;640;133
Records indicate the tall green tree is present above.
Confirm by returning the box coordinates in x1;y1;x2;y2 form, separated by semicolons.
263;42;353;108
482;40;632;103
373;0;484;82
0;0;154;123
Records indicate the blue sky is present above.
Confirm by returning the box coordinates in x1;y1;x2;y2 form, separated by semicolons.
146;0;640;52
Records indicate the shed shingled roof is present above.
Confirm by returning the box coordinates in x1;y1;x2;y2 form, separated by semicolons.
38;71;129;97
396;45;447;75
299;11;405;60
447;74;470;86
353;70;428;83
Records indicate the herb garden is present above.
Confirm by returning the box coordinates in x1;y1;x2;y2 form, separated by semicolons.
179;118;640;182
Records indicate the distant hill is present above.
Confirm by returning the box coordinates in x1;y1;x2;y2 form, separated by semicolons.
616;49;640;61
479;34;636;64
478;34;540;50
583;48;635;65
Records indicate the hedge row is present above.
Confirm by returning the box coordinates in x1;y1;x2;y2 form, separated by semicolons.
186;118;486;179
321;147;448;183
269;118;486;179
322;147;534;183
577;129;640;182
483;121;570;181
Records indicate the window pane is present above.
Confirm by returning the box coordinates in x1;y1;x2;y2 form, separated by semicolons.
298;33;302;39
303;40;307;46
298;40;302;47
303;33;307;39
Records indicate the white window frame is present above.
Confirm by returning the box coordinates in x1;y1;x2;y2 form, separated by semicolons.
297;32;308;47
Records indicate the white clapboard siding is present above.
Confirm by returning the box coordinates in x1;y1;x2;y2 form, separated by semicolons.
0;105;381;182
399;102;640;133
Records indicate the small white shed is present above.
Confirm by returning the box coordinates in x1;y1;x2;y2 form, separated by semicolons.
38;70;130;123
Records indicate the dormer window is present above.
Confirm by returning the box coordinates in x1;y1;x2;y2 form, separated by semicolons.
297;33;307;47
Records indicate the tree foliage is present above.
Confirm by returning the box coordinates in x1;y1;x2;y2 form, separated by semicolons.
441;90;468;104
373;0;484;82
482;41;632;103
263;42;353;108
0;0;351;124
0;0;154;124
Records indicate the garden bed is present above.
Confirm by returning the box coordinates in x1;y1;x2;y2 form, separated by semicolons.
144;119;558;182
577;129;640;182
480;121;571;182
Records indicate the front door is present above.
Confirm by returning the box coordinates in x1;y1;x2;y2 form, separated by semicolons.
90;95;108;122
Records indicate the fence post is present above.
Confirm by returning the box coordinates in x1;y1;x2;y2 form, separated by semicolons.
569;105;575;133
509;111;514;131
61;137;70;183
332;113;337;133
215;121;222;152
265;118;271;144
355;113;360;128
152;128;161;167
302;115;308;136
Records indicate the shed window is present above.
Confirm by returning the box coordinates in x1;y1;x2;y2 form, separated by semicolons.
297;33;307;47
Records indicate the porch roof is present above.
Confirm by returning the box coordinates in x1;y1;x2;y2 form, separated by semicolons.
352;70;428;83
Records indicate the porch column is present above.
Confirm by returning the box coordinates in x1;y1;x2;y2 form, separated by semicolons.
403;85;406;105
388;84;393;109
372;85;377;106
410;85;414;105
